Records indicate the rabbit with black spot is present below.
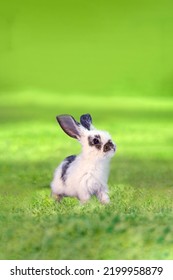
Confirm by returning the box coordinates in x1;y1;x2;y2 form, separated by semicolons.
51;114;116;204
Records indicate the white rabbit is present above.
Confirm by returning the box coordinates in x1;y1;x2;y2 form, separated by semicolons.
50;114;116;204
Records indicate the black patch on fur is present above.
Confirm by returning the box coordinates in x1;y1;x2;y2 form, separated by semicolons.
88;135;102;150
103;140;115;153
80;114;92;130
61;155;76;182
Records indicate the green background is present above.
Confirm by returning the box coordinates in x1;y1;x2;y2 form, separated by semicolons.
1;0;173;95
0;0;173;259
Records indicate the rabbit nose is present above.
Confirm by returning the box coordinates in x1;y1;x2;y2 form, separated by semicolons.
103;140;116;153
113;143;116;152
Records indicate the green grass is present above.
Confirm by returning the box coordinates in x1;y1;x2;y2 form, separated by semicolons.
0;91;173;260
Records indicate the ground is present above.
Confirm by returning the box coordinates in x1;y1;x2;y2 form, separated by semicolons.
0;92;173;259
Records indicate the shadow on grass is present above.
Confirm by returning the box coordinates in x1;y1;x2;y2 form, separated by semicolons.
0;156;173;196
110;156;173;189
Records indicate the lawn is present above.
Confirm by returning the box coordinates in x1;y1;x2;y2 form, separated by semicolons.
1;0;173;260
0;91;173;259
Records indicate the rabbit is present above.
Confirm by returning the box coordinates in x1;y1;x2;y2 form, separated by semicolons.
50;113;116;204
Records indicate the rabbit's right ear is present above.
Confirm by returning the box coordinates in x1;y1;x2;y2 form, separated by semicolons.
80;113;94;130
56;115;81;139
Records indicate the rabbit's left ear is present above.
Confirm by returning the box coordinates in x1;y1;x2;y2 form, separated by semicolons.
80;114;94;130
56;115;81;139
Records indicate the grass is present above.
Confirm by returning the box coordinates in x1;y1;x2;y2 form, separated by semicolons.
0;91;173;260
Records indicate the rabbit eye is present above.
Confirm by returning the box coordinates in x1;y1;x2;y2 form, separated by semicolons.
88;135;102;150
93;138;100;145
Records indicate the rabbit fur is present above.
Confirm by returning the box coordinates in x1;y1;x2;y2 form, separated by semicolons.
50;114;116;204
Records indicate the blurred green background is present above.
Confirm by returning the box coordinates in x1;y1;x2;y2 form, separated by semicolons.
0;0;173;95
0;0;173;260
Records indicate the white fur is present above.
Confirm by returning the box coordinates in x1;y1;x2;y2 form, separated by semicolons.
51;116;116;204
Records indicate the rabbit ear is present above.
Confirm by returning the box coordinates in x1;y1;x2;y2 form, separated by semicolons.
80;113;93;130
56;115;81;139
